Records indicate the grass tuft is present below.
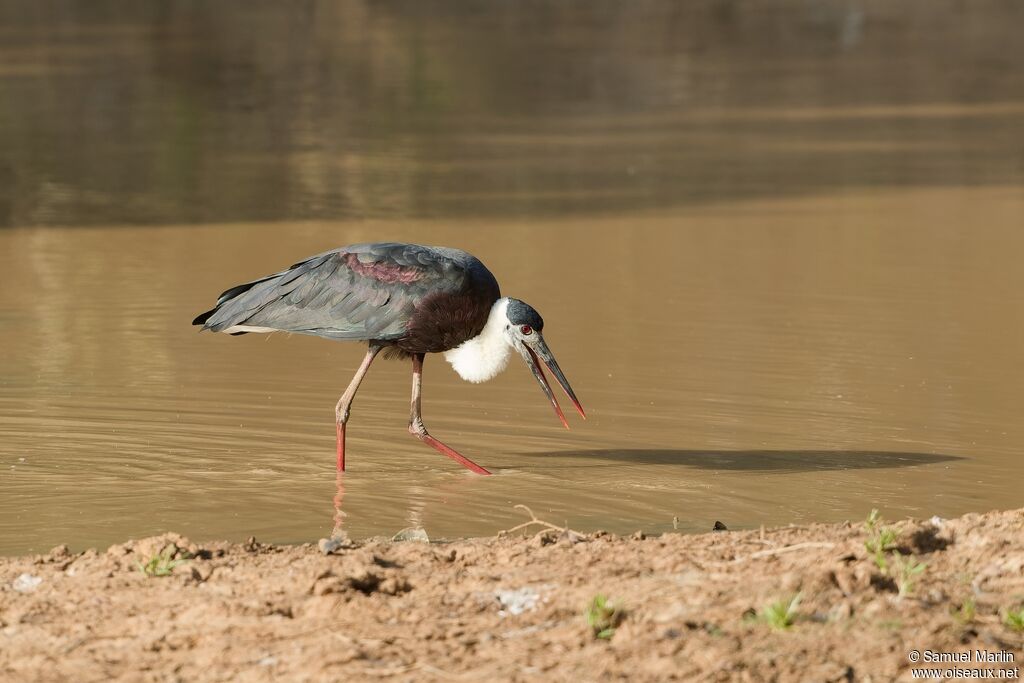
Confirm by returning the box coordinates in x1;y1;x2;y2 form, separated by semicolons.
585;594;623;640
951;597;976;625
889;554;926;598
136;547;188;577
1004;605;1024;632
863;509;927;596
751;593;802;630
864;509;899;572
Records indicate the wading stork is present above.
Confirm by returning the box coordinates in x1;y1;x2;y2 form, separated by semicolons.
192;242;585;475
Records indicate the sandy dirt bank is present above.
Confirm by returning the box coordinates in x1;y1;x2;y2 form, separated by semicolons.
2;508;1022;682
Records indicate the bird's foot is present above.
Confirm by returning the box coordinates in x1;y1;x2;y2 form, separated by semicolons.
409;423;491;475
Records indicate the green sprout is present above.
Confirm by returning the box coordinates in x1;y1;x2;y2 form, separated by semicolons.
951;598;976;625
752;593;802;630
862;510;928;595
1004;606;1024;632
890;554;926;598
585;595;623;640
136;547;188;577
864;509;899;571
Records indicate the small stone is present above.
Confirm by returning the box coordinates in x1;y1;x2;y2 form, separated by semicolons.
318;536;352;555
533;532;554;548
12;574;42;593
713;521;728;531
48;545;71;559
557;528;585;547
631;530;646;541
392;527;429;543
496;587;541;616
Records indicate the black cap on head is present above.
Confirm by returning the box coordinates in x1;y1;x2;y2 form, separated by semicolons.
506;298;544;331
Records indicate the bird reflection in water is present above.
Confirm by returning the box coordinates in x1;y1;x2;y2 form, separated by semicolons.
329;471;479;544
330;471;348;542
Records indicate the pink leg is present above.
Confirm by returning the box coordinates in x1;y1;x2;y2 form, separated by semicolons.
409;353;491;475
335;344;382;471
336;423;345;471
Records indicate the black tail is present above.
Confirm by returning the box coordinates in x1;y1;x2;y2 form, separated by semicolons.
192;278;268;328
192;253;325;331
192;308;217;326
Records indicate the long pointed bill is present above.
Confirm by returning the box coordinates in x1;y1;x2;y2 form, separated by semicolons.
518;335;586;428
523;346;569;429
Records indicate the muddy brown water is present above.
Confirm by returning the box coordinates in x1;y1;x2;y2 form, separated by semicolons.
2;2;1024;555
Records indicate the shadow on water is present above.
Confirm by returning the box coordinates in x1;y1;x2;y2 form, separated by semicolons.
527;449;963;473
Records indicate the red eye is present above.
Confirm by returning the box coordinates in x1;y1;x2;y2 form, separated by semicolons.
520;325;533;335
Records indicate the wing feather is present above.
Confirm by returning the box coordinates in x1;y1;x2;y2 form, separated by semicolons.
194;243;472;341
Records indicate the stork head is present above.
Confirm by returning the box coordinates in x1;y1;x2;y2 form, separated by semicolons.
503;299;586;428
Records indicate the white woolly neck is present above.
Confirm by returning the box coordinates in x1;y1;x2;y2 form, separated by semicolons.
443;298;513;383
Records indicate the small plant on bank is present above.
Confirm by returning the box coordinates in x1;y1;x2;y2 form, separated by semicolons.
951;597;976;625
863;509;927;596
136;547;188;577
751;593;802;630
1004;606;1024;632
889;554;926;598
585;594;623;640
864;509;899;572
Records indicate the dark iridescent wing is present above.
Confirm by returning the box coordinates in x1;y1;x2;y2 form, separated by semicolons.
193;243;472;341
